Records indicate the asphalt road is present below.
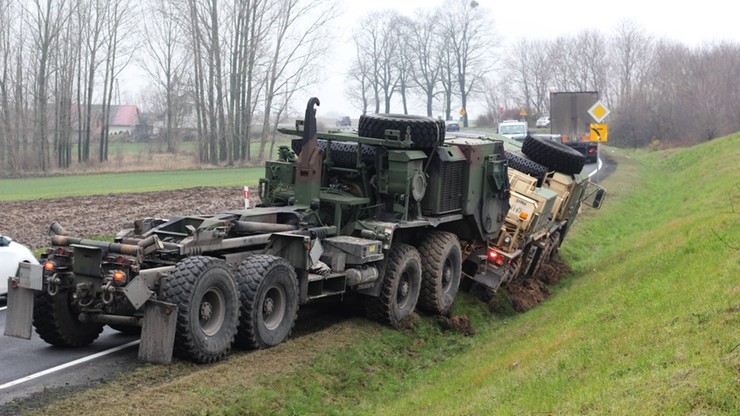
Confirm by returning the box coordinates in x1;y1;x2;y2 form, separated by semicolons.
0;299;141;409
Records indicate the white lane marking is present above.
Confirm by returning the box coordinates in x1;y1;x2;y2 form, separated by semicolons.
0;340;140;390
0;306;6;311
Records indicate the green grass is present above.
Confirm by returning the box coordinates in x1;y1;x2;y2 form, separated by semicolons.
29;134;740;416
222;135;739;415
0;167;264;201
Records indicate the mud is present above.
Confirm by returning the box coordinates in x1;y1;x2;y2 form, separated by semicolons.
503;278;550;312
435;315;475;336
0;186;253;250
537;257;572;285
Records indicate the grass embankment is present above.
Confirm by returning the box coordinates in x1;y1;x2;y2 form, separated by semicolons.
30;135;739;415
0;168;264;201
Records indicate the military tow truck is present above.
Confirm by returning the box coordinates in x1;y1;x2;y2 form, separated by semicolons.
4;97;604;364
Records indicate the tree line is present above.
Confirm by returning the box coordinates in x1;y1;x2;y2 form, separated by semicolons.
346;4;740;148
2;0;738;175
0;0;337;174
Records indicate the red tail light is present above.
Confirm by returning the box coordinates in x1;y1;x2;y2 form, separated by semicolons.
487;249;505;266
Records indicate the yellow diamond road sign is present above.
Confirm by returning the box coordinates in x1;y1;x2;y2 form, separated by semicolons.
588;101;611;123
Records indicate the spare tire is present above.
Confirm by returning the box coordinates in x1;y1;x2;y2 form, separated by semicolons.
358;113;444;149
521;135;585;175
291;139;377;168
505;151;549;181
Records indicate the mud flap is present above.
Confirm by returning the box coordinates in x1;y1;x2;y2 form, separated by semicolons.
138;300;178;364
4;263;43;339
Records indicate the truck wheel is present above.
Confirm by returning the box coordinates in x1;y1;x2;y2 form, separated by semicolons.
417;231;461;315
160;256;239;363
505;151;549;180
358;113;445;149
521;135;585;175
366;243;422;326
33;290;104;347
526;232;560;279
541;231;561;265
235;255;299;349
502;256;523;284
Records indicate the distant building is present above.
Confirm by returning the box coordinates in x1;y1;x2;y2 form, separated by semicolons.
71;104;150;141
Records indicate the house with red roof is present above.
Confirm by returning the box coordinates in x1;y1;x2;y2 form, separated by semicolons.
71;104;150;140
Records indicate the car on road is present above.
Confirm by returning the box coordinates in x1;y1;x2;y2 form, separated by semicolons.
498;120;528;141
536;116;550;128
0;236;38;296
445;120;460;132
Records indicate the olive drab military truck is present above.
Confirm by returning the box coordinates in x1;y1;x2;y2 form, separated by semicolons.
4;97;604;364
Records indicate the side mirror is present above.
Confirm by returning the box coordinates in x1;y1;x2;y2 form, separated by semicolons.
592;188;606;209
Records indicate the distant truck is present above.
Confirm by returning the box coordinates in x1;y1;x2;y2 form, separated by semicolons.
547;91;600;163
336;116;351;127
498;120;528;141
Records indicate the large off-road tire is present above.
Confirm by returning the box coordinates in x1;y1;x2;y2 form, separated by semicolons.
160;256;239;363
33;290;104;347
505;151;549;180
366;243;422;326
291;139;377;168
358;113;445;149
235;255;299;349
525;232;561;279
521;135;585;175
540;231;561;266
417;231;462;315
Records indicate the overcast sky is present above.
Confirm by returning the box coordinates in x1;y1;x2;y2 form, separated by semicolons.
310;0;739;118
123;0;738;119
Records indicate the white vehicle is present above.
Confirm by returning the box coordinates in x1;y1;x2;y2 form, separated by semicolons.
0;236;38;296
498;120;528;141
536;116;550;128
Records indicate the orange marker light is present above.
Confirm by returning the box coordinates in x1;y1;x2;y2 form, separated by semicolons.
113;270;126;282
44;261;56;271
519;212;529;220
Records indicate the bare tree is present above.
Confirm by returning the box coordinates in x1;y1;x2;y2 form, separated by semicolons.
508;38;552;117
353;10;401;114
408;9;443;117
257;0;337;160
29;0;72;170
394;15;414;115
438;40;457;121
98;0;136;162
346;49;373;115
441;0;495;127
141;0;189;153
610;20;654;106
78;0;108;163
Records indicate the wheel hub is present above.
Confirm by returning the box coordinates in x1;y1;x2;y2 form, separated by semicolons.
200;301;213;321
399;280;409;299
263;297;275;317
